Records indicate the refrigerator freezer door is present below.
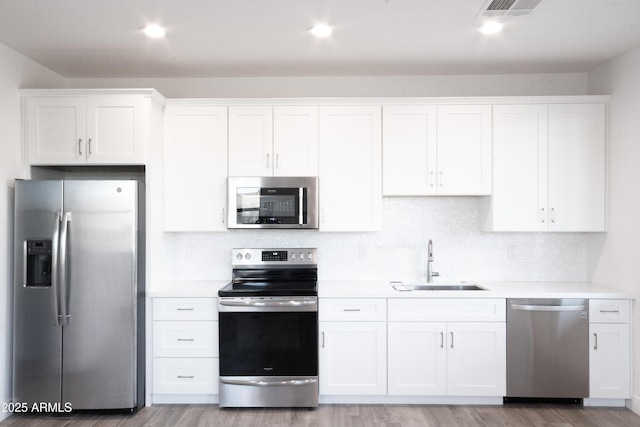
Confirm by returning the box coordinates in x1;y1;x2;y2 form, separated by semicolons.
61;181;138;410
13;180;64;406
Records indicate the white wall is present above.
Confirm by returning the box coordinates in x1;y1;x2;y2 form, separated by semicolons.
0;43;64;419
66;73;588;98
588;45;640;414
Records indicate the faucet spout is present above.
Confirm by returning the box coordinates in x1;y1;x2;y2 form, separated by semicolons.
427;239;439;282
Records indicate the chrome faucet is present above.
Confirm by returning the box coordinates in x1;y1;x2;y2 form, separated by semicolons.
427;239;439;283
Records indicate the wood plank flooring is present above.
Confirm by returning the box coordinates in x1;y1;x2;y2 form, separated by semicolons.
1;403;640;427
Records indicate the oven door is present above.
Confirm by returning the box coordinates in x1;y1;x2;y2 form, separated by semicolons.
218;296;318;407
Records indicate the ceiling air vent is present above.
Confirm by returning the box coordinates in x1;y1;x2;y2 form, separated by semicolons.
479;0;543;16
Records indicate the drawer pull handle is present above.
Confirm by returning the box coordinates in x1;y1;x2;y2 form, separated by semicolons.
177;338;195;342
343;309;361;312
176;308;195;311
599;309;620;313
177;375;195;379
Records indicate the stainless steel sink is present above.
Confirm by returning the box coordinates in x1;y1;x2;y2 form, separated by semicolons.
390;282;487;291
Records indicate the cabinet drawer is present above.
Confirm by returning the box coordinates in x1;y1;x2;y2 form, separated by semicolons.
153;358;219;394
388;298;506;322
319;298;386;321
153;298;218;321
589;299;630;323
153;321;218;357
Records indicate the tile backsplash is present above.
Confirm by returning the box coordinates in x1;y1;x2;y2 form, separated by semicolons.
167;197;592;283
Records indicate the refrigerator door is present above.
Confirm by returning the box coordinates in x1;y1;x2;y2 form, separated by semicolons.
61;181;138;409
13;180;64;406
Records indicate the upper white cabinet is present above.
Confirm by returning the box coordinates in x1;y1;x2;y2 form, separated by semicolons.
481;103;606;232
163;104;228;232
319;106;382;232
228;106;318;177
383;105;492;196
24;92;155;165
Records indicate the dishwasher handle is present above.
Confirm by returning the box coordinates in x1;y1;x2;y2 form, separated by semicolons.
510;303;585;312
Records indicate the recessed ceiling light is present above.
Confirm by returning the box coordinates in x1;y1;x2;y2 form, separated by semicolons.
143;24;166;38
310;24;332;38
479;21;503;35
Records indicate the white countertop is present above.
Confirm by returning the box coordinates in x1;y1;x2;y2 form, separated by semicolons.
318;280;635;299
147;280;633;299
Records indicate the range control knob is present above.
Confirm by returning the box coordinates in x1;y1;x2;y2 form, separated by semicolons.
236;253;243;260
307;252;313;260
245;253;251;260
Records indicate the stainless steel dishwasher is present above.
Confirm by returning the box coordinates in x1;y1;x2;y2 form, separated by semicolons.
506;298;589;401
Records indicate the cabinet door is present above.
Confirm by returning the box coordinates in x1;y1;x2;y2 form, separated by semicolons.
488;104;549;231
436;105;492;195
26;97;87;164
548;103;606;231
273;106;318;176
382;106;437;195
319;322;386;395
589;323;630;399
228;106;273;176
319;106;382;231
446;322;506;396
163;105;228;231
388;322;446;395
85;96;146;164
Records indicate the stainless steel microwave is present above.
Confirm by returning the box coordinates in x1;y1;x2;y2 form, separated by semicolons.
227;176;318;229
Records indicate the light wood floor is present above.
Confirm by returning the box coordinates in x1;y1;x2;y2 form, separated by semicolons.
1;403;640;427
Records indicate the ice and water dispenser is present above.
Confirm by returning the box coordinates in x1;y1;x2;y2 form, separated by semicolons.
25;239;52;287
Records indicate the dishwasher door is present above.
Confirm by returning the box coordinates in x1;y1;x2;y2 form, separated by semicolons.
507;298;589;399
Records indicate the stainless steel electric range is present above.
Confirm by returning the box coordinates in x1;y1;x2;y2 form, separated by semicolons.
218;248;318;408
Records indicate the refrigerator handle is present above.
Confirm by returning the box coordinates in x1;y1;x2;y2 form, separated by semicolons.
59;212;71;326
51;211;62;326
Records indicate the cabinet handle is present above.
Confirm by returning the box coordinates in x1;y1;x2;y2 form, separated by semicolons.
266;153;270;169
78;139;83;155
440;331;444;348
551;207;555;223
322;331;325;348
177;375;195;379
599;309;620;313
450;332;454;348
593;333;598;350
343;308;361;312
429;171;434;187
540;208;546;223
88;138;92;155
439;171;444;187
275;153;279;169
176;308;194;311
177;338;195;342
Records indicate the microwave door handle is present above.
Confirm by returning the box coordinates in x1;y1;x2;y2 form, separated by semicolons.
299;187;303;224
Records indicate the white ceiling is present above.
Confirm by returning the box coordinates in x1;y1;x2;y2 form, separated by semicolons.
0;0;638;78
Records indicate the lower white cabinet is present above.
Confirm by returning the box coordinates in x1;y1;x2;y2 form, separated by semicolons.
387;298;506;397
319;298;387;395
589;299;631;399
152;298;219;398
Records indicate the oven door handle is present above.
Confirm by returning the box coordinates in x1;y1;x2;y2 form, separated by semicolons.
219;300;317;308
220;378;317;387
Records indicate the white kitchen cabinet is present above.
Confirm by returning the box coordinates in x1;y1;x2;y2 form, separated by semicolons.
228;105;318;176
319;298;387;395
481;103;606;232
589;300;631;399
383;105;491;196
319;321;387;395
152;298;219;399
388;299;506;397
25;94;151;165
163;104;228;232
319;106;382;231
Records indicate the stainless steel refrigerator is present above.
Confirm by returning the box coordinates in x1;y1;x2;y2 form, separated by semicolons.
13;180;145;411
